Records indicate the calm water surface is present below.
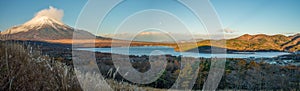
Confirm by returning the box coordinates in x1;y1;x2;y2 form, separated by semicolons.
76;46;290;58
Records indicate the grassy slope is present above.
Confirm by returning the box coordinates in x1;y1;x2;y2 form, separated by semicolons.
185;34;300;52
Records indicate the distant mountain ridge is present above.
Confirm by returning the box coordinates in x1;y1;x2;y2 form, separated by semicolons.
187;33;300;53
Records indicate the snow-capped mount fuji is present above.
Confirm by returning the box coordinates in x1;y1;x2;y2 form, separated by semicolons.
1;16;94;40
23;16;65;29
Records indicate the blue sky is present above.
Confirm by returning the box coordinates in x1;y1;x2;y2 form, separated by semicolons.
0;0;299;37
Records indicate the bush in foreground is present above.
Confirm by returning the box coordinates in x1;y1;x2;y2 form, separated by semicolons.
0;41;81;90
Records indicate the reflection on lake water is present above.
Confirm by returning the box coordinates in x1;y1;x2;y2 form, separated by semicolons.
76;46;291;58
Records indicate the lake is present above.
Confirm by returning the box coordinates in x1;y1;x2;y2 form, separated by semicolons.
76;46;291;58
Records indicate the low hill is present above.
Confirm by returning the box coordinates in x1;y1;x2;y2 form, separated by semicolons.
185;34;300;53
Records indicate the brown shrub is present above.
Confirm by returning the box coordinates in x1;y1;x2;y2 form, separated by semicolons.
0;41;81;91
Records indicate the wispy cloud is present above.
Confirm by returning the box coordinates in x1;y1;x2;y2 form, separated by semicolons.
99;31;240;42
223;28;237;33
283;32;300;36
35;6;64;21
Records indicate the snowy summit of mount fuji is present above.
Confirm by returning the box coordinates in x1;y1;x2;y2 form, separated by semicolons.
0;6;94;40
